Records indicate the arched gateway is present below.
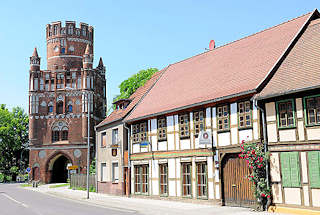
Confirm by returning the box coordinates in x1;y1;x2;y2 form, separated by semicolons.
47;153;72;183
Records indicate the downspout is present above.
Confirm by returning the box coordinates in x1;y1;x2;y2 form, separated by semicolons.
254;99;270;208
123;123;131;197
94;126;98;193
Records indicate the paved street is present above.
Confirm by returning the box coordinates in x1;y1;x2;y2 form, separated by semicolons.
15;183;281;215
0;183;138;215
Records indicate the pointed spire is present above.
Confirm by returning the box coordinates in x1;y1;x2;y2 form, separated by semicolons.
84;44;91;55
32;47;39;58
98;57;104;68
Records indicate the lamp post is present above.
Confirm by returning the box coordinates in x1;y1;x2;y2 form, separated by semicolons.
65;87;91;199
86;93;90;199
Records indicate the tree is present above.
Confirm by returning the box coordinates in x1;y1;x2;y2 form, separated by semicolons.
0;105;29;181
114;68;158;102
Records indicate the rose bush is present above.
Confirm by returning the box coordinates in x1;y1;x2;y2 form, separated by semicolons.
239;139;270;209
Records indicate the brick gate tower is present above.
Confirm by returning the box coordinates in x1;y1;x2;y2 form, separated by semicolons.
28;21;106;183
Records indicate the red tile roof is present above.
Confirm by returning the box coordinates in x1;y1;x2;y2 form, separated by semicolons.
96;70;164;127
126;11;313;122
256;17;320;99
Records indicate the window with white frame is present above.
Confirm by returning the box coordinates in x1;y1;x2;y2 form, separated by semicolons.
159;163;168;195
179;113;190;139
182;163;192;197
217;105;229;131
238;101;252;128
277;100;295;128
132;122;147;144
157;117;167;141
196;162;207;198
305;95;320;126
101;163;107;182
112;162;119;183
134;165;148;194
101;132;106;147
112;128;118;145
193;110;205;136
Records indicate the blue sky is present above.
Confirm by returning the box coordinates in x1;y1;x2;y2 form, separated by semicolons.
1;1;320;112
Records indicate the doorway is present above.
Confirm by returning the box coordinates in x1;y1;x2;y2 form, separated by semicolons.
51;155;70;183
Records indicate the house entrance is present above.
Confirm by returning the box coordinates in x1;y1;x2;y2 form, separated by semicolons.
222;153;255;207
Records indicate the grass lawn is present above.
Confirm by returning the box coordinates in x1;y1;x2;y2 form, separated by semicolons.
20;184;32;187
49;183;69;188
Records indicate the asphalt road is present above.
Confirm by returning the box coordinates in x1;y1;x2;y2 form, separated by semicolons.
0;183;138;215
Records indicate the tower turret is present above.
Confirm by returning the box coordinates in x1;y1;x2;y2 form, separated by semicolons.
30;47;40;71
46;21;94;70
83;44;93;69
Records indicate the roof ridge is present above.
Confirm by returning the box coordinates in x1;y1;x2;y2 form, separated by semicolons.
166;11;313;68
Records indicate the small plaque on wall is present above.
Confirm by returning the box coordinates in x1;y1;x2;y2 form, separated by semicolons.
112;149;117;157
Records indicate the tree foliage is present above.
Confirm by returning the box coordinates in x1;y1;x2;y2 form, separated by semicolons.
114;68;158;102
0;105;29;181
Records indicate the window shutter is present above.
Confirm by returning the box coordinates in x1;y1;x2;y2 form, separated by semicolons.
280;152;292;187
308;151;320;188
289;152;301;187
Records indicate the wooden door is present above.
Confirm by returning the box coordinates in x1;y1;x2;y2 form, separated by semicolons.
222;154;255;207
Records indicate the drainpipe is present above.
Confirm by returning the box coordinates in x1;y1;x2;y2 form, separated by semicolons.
254;99;270;208
123;123;131;197
94;126;98;193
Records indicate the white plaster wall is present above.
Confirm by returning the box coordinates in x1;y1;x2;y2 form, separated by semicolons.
218;132;230;146
303;186;309;206
207;157;214;199
312;189;320;207
252;104;258;120
192;157;196;197
284;188;301;205
180;139;190;150
272;183;283;204
279;129;296;142
152;160;159;195
176;160;181;197
167;134;175;150
168;158;176;196
267;123;278;143
206;107;211;128
253;121;259;140
141;146;148;153
131;163;134;194
231;127;238;145
174;115;180;150
300;152;308;184
239;129;253;143
298;121;305;141
270;153;281;182
151;135;158;151
158;141;167;151
214;153;219;182
215;184;220;199
266;102;276;122
190;113;194;149
296;98;303;118
151;119;157;134
212;107;217;147
167;116;174;132
307;128;320;140
132;143;140;153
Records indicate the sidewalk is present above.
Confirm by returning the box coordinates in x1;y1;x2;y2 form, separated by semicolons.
24;184;280;215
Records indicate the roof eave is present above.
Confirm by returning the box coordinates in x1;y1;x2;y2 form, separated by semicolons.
125;89;257;123
256;85;320;101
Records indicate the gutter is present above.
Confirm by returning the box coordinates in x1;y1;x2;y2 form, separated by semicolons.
123;122;131;197
125;89;256;123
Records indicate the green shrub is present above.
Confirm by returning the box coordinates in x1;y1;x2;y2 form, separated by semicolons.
5;175;12;182
0;173;4;183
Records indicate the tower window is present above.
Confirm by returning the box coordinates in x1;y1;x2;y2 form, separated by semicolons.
61;130;68;141
52;130;60;142
48;105;53;113
57;101;63;114
67;25;73;35
82;27;86;36
53;25;58;35
68;105;73;113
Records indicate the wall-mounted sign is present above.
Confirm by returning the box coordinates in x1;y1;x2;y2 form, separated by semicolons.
199;130;212;145
140;141;150;148
67;165;78;170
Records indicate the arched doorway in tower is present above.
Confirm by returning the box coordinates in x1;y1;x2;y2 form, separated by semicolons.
48;154;72;183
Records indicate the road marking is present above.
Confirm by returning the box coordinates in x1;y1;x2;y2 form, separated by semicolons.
2;193;29;208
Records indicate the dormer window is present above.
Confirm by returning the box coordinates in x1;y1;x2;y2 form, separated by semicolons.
113;99;131;110
67;25;73;35
53;25;58;35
